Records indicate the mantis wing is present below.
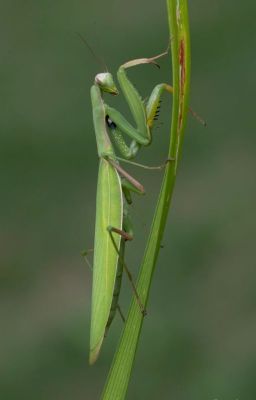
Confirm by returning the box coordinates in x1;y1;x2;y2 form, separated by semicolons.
90;158;123;364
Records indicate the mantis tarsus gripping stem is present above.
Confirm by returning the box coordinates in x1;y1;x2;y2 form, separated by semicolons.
107;226;147;317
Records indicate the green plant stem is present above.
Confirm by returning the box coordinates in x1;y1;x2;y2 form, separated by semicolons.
101;1;190;398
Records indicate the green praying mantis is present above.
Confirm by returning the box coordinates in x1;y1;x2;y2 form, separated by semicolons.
89;48;178;364
88;44;206;364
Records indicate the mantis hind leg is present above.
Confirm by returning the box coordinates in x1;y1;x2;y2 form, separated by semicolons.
106;213;147;332
106;203;133;332
105;237;127;333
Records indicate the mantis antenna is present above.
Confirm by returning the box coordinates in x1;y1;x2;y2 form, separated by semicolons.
76;32;108;72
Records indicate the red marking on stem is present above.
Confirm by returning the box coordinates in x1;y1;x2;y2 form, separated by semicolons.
178;39;186;130
179;39;185;96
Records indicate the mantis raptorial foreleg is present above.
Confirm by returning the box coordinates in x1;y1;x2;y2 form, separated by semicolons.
106;57;205;158
104;54;175;159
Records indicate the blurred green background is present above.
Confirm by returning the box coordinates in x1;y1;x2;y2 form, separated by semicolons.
1;0;256;399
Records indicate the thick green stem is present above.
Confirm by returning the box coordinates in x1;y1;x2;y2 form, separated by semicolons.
101;1;191;398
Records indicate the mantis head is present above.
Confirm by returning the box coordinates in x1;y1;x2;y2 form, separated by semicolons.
95;73;119;95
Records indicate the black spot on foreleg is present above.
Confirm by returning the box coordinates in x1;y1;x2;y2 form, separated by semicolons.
106;114;117;129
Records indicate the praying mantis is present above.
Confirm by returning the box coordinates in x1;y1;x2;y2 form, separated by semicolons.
89;49;176;364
